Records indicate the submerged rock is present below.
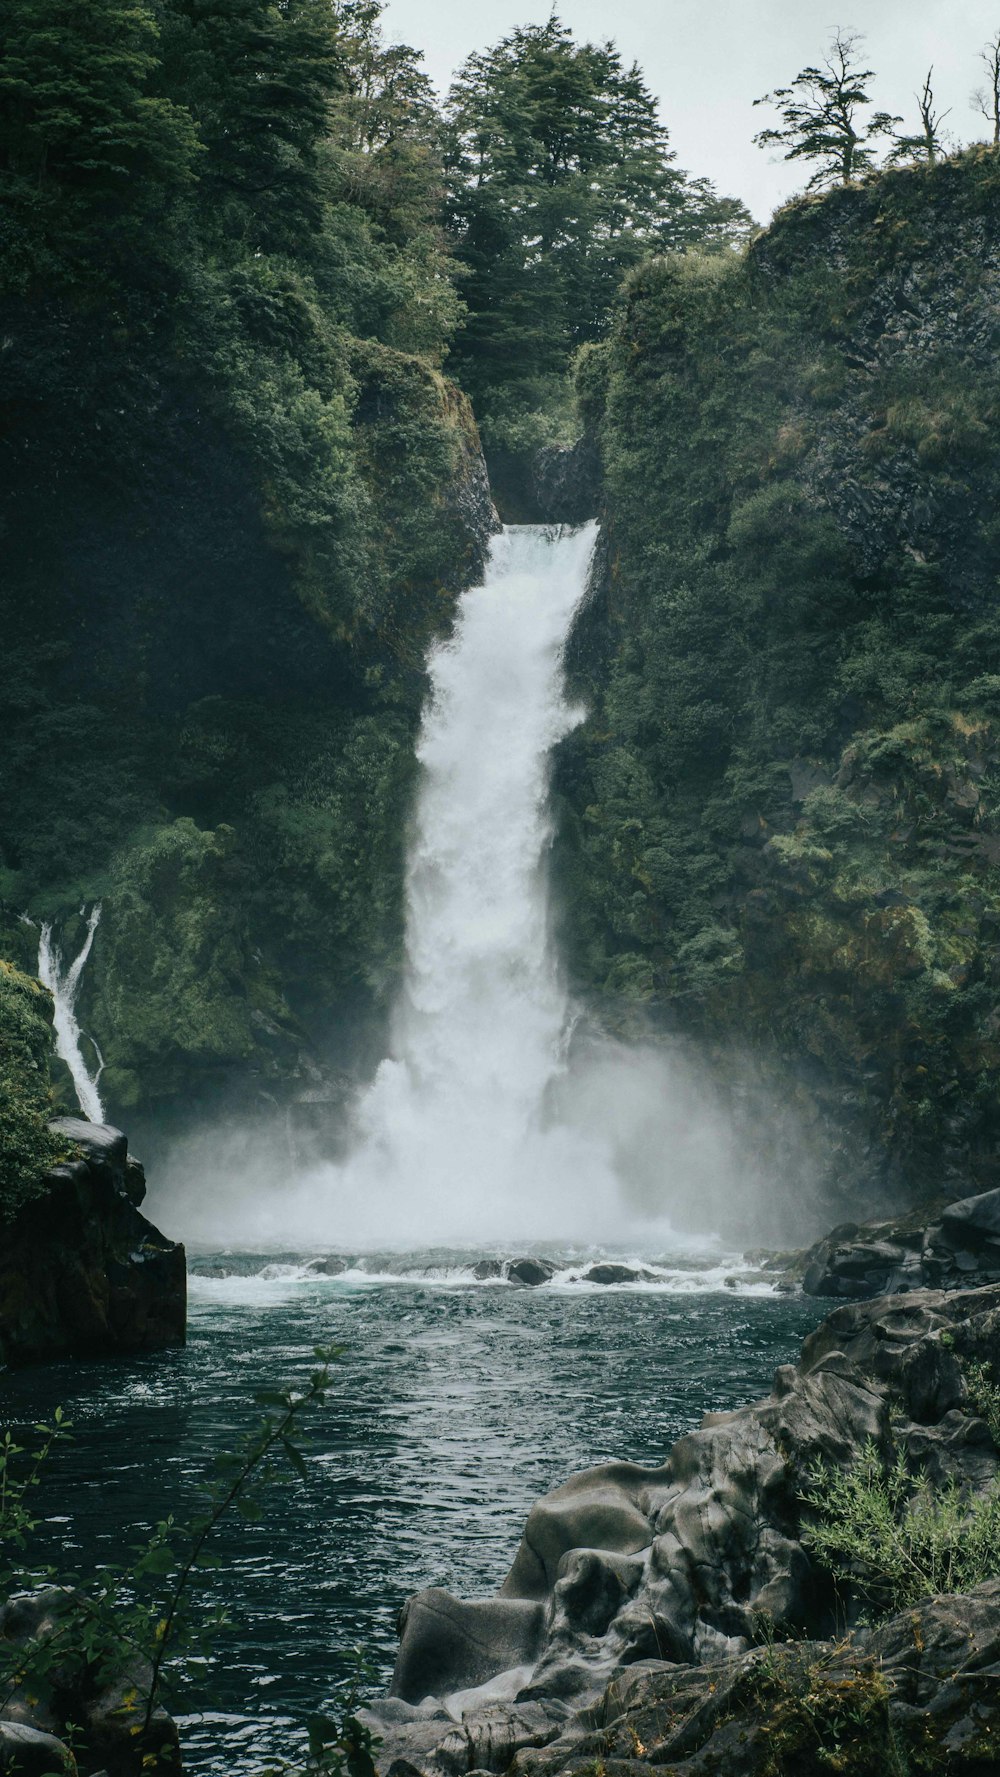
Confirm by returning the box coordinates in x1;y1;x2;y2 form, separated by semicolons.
0;1121;185;1367
581;1264;645;1286
369;1283;1000;1773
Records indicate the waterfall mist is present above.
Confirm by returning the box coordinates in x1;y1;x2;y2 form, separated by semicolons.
150;526;821;1251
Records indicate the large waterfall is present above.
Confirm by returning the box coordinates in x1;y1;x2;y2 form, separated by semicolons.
328;522;614;1242
156;523;749;1247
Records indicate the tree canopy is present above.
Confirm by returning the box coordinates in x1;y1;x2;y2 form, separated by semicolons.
753;30;900;190
442;16;752;459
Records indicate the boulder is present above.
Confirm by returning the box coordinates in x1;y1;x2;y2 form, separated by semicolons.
0;1589;181;1774
507;1259;555;1288
372;1284;1000;1773
0;1122;185;1367
581;1265;643;1286
473;1260;504;1281
940;1186;1000;1244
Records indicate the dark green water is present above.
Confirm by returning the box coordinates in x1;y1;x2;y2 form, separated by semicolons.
3;1254;817;1772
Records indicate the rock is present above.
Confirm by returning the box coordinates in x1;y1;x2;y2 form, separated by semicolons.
0;1123;185;1367
0;1589;180;1774
305;1257;347;1277
941;1186;1000;1243
507;1259;555;1288
473;1261;504;1281
0;1720;76;1774
581;1265;642;1286
390;1592;546;1705
797;1196;1000;1301
376;1284;1000;1773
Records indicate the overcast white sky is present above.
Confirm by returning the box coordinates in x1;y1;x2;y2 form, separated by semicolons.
381;0;998;220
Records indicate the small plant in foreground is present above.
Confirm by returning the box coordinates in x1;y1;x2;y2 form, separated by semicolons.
0;1349;349;1767
801;1437;1000;1616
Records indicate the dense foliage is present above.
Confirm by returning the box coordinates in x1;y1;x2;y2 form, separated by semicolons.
0;0;490;1128
442;16;751;492
0;962;63;1218
558;150;1000;1210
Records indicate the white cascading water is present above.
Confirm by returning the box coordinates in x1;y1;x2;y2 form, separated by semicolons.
305;520;637;1243
37;905;106;1123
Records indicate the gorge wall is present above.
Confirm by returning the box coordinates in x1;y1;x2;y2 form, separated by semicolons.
556;148;1000;1220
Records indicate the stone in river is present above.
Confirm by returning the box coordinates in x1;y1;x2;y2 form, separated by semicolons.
507;1258;555;1287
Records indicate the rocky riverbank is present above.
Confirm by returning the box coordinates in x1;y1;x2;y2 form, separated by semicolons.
0;1119;185;1368
368;1281;1000;1776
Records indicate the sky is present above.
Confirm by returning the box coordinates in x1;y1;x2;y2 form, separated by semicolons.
380;0;997;221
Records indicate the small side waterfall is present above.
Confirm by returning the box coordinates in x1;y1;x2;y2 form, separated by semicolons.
37;906;106;1123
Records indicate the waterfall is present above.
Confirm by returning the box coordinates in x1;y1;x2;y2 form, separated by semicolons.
152;521;751;1246
318;520;632;1243
37;906;106;1123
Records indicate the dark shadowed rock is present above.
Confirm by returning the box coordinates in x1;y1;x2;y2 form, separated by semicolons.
305;1256;348;1277
507;1259;555;1288
473;1260;504;1281
941;1186;1000;1243
581;1265;644;1286
0;1720;76;1774
0;1589;180;1774
0;1122;185;1367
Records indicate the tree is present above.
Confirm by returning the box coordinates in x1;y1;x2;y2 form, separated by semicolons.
753;30;901;190
973;30;1000;149
443;15;752;456
155;0;344;254
889;68;951;166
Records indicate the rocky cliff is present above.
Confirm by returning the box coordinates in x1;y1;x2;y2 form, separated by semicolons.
0;1118;185;1368
556;149;1000;1222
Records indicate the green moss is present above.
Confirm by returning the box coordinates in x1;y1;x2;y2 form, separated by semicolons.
0;961;65;1221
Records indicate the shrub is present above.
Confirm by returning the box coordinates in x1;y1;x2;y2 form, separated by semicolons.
801;1438;1000;1615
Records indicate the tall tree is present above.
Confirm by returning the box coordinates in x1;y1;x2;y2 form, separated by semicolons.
889;68;951;166
753;30;900;190
973;30;1000;149
444;16;751;454
155;0;344;254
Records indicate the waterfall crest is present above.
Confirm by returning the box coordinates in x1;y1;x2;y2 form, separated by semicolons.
37;906;106;1123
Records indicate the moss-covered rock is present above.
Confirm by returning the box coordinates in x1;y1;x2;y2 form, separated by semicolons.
0;961;64;1220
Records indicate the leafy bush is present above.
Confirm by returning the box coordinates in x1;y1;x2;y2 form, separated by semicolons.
801;1438;1000;1615
0;1351;375;1773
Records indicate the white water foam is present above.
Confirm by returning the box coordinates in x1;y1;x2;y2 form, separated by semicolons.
36;905;106;1122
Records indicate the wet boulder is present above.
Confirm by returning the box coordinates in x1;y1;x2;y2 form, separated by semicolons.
507;1259;555;1288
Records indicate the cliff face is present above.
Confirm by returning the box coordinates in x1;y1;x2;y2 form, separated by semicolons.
557;150;1000;1218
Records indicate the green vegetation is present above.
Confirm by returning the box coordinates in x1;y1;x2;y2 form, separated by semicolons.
443;16;751;494
0;961;63;1219
753;30;901;188
802;1438;1000;1616
0;1353;373;1772
0;0;492;1124
557;149;1000;1205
